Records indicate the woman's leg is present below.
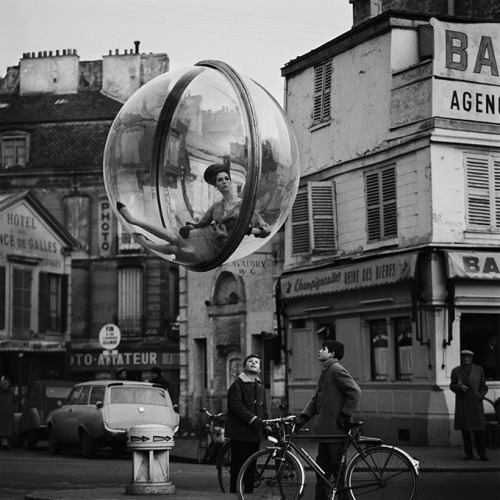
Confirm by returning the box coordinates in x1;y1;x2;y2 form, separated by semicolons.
117;203;179;244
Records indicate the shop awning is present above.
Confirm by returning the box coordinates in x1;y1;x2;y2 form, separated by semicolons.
446;251;500;280
280;253;418;299
0;340;66;352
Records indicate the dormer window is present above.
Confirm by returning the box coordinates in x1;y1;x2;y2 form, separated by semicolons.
1;131;29;169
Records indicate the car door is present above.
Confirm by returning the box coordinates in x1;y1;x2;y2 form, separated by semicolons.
75;385;104;439
54;386;82;443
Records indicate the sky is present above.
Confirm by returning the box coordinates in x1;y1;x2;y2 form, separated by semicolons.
0;0;353;103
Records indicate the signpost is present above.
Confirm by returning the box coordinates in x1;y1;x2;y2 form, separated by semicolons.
99;323;121;378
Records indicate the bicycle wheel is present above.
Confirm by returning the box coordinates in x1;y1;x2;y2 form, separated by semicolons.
197;432;212;464
236;448;304;500
344;445;418;500
217;441;231;492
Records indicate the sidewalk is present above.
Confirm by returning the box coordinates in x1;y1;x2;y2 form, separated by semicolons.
169;435;500;472
25;436;500;500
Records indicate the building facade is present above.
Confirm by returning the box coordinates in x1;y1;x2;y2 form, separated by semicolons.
179;234;286;428
0;44;181;403
0;191;78;398
281;2;500;446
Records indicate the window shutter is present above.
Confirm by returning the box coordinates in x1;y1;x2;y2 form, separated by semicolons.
60;274;68;333
38;272;49;333
366;172;382;241
291;190;310;254
382;167;397;238
366;166;397;241
494;158;500;227
313;62;332;125
313;65;325;124
466;155;492;227
309;182;336;252
291;182;336;255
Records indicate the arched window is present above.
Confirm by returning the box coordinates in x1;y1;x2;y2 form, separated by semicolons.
214;272;240;305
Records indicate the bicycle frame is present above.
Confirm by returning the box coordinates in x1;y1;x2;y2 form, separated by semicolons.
264;419;419;500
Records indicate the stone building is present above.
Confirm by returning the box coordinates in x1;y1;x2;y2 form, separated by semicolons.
0;44;180;403
280;0;500;446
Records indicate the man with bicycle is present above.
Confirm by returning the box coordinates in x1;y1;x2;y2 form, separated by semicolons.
225;353;269;493
296;340;361;500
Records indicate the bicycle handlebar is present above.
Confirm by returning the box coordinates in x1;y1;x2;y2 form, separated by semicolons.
198;408;227;420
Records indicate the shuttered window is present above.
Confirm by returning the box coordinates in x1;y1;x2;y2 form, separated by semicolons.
118;267;143;335
39;272;68;333
365;166;397;242
465;153;500;229
313;61;332;125
291;182;336;255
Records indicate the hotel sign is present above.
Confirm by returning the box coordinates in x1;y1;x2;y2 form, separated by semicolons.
0;202;65;270
281;254;416;299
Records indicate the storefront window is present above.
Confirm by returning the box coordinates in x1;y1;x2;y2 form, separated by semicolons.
461;313;500;381
370;319;388;381
395;317;413;381
12;267;32;337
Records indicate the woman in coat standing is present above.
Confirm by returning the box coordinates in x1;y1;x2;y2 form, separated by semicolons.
0;375;16;450
450;349;489;461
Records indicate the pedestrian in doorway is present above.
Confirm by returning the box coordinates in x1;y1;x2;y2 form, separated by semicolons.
225;353;269;493
116;367;128;380
450;349;489;461
0;375;16;451
149;366;170;391
295;340;361;500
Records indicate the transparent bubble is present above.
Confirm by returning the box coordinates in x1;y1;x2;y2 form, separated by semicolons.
104;60;299;271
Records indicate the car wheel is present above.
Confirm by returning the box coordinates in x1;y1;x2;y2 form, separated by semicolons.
26;430;39;449
48;427;61;454
81;431;97;458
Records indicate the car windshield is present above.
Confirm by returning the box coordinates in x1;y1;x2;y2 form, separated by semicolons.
109;386;167;406
45;387;72;399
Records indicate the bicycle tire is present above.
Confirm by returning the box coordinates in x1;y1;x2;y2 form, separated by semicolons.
344;445;418;500
196;432;212;464
217;441;231;492
236;448;304;500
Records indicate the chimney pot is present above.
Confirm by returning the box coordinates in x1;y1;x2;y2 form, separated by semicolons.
56;50;60;56
134;40;140;54
115;49;119;55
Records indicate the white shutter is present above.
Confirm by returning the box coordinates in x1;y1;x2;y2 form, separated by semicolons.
291;190;310;254
466;155;492;227
291;182;336;255
309;182;336;252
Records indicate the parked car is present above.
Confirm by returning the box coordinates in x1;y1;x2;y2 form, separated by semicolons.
46;380;180;458
13;379;74;449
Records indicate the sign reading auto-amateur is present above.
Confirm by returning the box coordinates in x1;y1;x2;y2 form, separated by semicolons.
447;251;500;280
281;254;416;299
432;19;500;123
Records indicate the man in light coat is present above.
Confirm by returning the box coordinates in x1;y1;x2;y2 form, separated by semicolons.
450;349;489;461
296;340;361;500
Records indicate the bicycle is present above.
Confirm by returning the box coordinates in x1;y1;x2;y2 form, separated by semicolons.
196;408;232;492
236;415;419;500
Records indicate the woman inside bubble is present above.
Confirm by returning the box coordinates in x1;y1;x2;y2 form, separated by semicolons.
117;160;270;264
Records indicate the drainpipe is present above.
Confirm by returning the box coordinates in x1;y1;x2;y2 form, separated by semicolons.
448;0;455;15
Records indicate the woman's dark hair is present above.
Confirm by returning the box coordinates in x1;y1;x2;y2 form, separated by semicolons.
204;162;231;186
323;340;345;360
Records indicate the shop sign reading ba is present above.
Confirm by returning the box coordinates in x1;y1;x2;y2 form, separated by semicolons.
103;60;300;271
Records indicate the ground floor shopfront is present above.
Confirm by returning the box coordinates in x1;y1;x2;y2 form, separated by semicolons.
280;248;500;446
69;342;180;404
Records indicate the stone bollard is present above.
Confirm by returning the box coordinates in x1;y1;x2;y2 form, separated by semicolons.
125;424;176;495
